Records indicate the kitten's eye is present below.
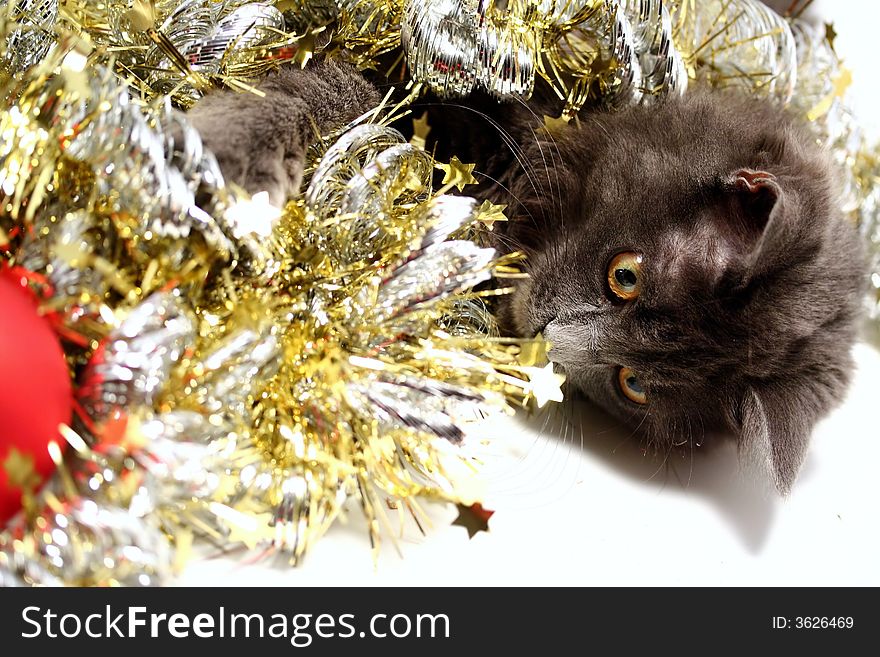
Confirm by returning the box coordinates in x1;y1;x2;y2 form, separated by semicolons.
607;251;643;301
618;367;647;404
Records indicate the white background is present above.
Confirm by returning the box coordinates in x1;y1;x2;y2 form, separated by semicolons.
180;1;880;587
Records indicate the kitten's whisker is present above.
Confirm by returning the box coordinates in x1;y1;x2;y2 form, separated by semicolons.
418;102;548;230
471;170;538;230
580;114;614;142
687;414;705;490
482;231;524;254
622;407;652;449
510;96;567;232
645;445;672;483
495;404;560;495
610;426;639;453
527;402;570;492
578;406;585;452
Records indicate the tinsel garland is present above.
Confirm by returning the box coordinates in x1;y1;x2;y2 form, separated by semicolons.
0;0;877;586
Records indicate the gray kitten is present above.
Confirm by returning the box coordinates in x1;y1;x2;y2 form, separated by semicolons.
188;58;866;494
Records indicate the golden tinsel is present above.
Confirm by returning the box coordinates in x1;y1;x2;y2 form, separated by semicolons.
0;0;878;586
0;3;554;585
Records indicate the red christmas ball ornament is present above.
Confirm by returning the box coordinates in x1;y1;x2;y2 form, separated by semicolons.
0;267;73;523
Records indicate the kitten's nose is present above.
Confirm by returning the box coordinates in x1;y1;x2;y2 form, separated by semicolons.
543;316;600;366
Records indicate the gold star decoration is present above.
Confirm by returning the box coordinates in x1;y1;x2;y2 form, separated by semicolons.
452;502;495;538
541;113;572;134
436;156;478;192
293;30;319;69
224;514;275;550
3;447;41;491
122;0;157;32
832;67;853;97
806;67;852;122
524;362;566;408
824;22;838;53
210;504;275;550
225;190;283;238
410;111;431;150
55;240;89;268
517;337;549;368
476;200;508;229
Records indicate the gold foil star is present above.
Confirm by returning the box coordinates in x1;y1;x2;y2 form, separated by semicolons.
3;448;41;491
824;22;838;53
410;112;431;150
452;503;494;538
437;156;478;191
524;362;566;408
210;504;275;550
224;513;275;550
542;113;571;134
294;30;319;68
517;337;549;367
476;200;508;229
55;240;88;267
122;0;157;33
806;67;852;121
225;190;283;238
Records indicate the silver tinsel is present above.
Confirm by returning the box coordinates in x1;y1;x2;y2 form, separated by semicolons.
401;0;687;107
682;0;797;102
195;325;281;418
376;240;496;321
147;0;286;98
305;123;437;264
18;210;110;301
0;0;57;73
78;291;195;422
1;500;174;586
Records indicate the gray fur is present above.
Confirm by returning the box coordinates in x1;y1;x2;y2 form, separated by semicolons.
485;91;865;495
187;59;379;204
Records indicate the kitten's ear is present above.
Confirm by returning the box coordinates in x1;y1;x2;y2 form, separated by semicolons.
737;386;811;495
722;168;782;242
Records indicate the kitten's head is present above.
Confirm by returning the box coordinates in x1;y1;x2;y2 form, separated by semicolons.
502;92;865;493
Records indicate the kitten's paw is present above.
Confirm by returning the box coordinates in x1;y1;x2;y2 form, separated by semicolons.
206;138;293;207
186;59;379;206
187;93;308;206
